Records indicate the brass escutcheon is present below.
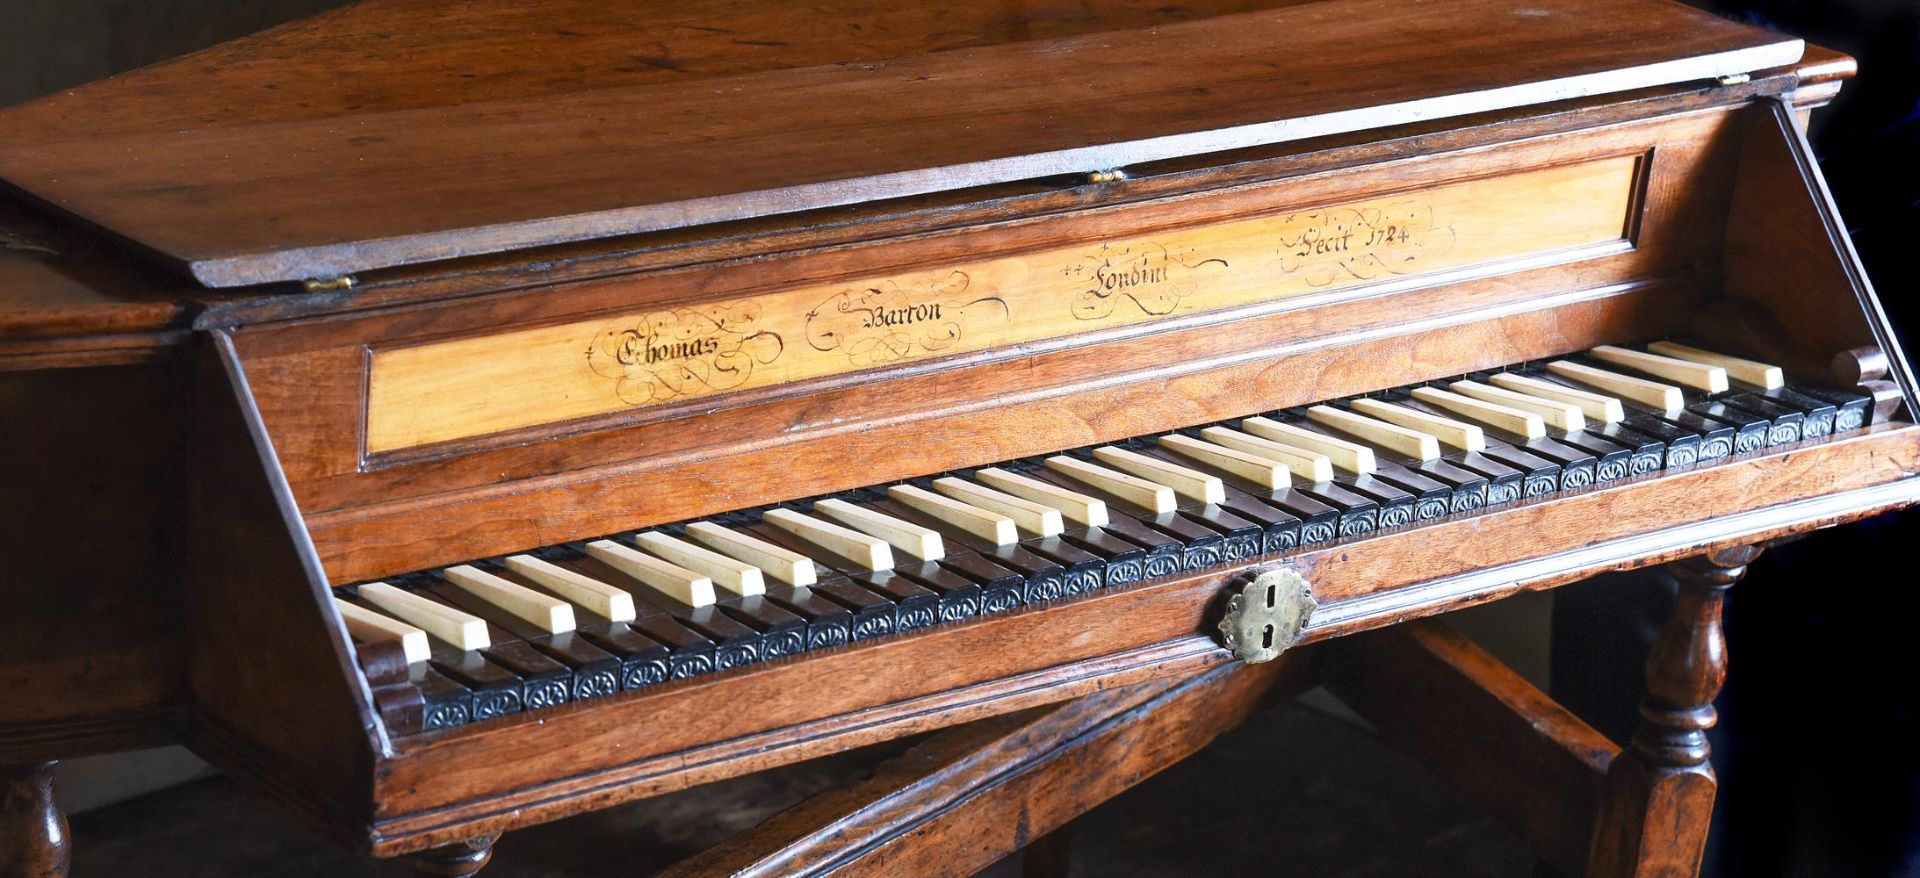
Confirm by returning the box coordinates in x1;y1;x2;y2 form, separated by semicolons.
1216;566;1317;664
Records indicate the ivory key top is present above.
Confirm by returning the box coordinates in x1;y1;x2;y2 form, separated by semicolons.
357;582;491;651
814;498;945;561
1092;446;1224;505
684;521;818;586
887;484;1019;546
1240;417;1376;475
334;598;430;664
503;555;636;622
1197;426;1337;483
1646;341;1784;390
1488;373;1624;423
1450;380;1585;432
1348;398;1485;452
973;467;1108;528
1043;455;1175;515
933;477;1063;538
1408;387;1545;439
1157;433;1291;490
1591;345;1729;393
633;531;766;596
444;564;576;634
1547;361;1684;412
586;539;717;607
1307;404;1440;461
764;508;897;570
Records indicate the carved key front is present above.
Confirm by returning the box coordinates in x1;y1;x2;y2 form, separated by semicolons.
1217;566;1317;664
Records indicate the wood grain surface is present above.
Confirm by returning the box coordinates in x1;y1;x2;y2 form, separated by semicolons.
0;0;1794;286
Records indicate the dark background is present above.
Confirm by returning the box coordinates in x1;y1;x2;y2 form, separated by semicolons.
4;0;1917;875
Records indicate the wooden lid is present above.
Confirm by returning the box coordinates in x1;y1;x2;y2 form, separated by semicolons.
0;0;1798;288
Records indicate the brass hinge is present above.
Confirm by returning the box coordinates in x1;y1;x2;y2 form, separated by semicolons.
1085;168;1130;184
302;275;358;293
1716;72;1752;87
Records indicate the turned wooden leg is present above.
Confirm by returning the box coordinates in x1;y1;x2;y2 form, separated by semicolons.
403;835;498;877
0;762;69;878
1586;545;1758;878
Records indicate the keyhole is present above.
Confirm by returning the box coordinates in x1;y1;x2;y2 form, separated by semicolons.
1261;624;1275;649
1266;583;1277;608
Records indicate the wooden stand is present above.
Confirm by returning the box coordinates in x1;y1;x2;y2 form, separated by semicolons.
401;835;497;878
0;762;68;878
1587;546;1757;878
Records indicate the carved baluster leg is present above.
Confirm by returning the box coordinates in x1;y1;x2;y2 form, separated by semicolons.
402;835;498;877
0;762;69;878
1587;545;1759;878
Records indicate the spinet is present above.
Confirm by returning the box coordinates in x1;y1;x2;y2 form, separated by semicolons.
0;0;1912;875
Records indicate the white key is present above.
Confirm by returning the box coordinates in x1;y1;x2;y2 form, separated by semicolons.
1241;417;1376;474
444;564;576;634
633;531;765;596
1348;398;1486;452
685;521;818;586
1409;386;1545;439
1646;341;1784;390
1091;446;1224;505
1547;361;1683;412
1044;455;1176;514
1157;433;1291;490
973;467;1108;528
888;484;1019;545
764;508;896;570
1307;404;1440;461
358;582;490;651
1197;426;1337;483
934;477;1063;538
1450;380;1585;432
1591;345;1728;393
814;498;946;561
334;598;430;664
503;555;636;622
586;539;716;607
1488;373;1624;423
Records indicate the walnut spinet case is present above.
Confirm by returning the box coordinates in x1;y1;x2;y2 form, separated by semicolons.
0;0;1913;873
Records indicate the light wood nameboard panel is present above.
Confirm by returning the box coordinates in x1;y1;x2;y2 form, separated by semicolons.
365;155;1641;453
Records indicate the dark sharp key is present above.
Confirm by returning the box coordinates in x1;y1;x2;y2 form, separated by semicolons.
1552;430;1634;483
1755;386;1838;438
854;571;942;632
761;585;854;650
1440;451;1524;507
803;577;898;641
893;560;986;620
1686;398;1772;453
1055;526;1148;586
1583;420;1668;477
426;577;622;701
545;551;719;680
569;622;671;691
1268;413;1463;521
411;664;473;731
934;553;1026;613
718;594;810;659
1789;384;1872;431
1018;536;1106;597
1080;513;1187;579
1651;409;1738;462
1714;392;1804;447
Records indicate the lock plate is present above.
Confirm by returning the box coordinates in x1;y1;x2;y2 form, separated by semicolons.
1216;566;1317;664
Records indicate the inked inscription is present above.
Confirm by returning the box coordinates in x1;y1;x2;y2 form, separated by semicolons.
587;303;784;406
1273;200;1454;287
1064;242;1229;321
805;271;1011;366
